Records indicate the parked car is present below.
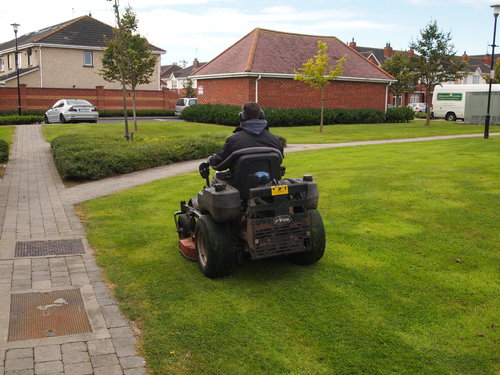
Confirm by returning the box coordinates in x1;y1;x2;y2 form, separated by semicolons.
175;98;197;116
408;102;426;113
45;99;99;124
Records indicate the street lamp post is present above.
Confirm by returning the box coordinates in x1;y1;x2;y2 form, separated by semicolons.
485;5;500;139
11;23;21;116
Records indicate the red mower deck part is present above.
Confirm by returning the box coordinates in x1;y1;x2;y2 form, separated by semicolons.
179;239;197;261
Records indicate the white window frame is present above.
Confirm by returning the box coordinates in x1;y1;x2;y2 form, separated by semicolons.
83;51;93;67
0;57;4;72
27;49;33;66
472;75;479;84
16;52;21;69
7;54;12;70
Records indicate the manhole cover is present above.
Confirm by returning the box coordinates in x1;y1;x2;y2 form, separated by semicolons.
15;239;84;257
8;289;92;341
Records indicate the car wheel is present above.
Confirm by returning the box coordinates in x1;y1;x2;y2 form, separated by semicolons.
44;115;50;124
445;112;457;122
195;215;236;278
289;209;326;265
60;114;67;124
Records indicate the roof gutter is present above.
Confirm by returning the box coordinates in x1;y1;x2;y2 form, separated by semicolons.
1;42;164;54
191;72;396;84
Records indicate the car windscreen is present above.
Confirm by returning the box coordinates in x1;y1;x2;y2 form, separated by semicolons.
189;99;197;106
67;100;92;106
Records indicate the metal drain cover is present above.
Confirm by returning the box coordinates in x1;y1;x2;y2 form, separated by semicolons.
8;289;92;341
15;239;84;257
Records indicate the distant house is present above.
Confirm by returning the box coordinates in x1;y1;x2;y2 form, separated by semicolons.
348;38;491;106
160;64;182;87
162;59;206;92
192;28;395;111
0;15;165;90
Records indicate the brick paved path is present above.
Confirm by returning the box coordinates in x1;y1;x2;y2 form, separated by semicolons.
0;125;146;375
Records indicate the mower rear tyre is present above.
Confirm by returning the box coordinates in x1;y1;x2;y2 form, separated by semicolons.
195;215;236;278
289;209;326;265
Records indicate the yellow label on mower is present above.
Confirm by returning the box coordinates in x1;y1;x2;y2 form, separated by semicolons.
271;185;289;196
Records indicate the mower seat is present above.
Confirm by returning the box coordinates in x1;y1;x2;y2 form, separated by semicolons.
231;150;282;201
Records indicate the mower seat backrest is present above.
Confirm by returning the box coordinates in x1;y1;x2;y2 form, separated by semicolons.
231;150;282;200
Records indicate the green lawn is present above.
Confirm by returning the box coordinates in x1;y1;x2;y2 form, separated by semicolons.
79;138;499;375
41;120;493;144
0;126;16;144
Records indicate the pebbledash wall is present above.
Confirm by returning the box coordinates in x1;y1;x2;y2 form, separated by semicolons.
0;85;185;112
195;77;388;110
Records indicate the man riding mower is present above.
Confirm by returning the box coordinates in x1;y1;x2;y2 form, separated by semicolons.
174;102;326;278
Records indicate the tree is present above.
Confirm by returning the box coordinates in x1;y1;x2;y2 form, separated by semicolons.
409;21;466;126
381;51;418;107
100;3;157;136
294;40;345;132
184;77;196;98
483;62;500;84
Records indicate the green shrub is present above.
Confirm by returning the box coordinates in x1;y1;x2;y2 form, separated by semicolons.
51;134;226;181
0;140;9;163
0;115;44;125
414;112;433;119
385;106;415;123
181;104;387;126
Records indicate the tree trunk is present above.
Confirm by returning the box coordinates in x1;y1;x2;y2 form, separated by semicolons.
320;89;325;133
121;82;130;139
132;88;138;132
425;83;431;127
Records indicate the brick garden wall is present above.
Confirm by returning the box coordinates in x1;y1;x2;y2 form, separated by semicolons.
196;77;388;111
0;85;184;112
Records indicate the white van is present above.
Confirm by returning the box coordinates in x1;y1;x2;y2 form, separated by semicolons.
432;84;500;121
175;98;197;116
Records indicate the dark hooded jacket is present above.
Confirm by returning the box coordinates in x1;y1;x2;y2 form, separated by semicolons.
208;119;283;171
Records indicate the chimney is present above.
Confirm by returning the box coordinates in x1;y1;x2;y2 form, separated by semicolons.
483;54;492;65
383;42;393;57
192;58;199;69
349;38;356;49
407;49;415;57
461;51;468;62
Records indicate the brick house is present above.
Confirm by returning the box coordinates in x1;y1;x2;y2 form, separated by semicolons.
348;38;491;106
0;15;165;90
192;28;395;111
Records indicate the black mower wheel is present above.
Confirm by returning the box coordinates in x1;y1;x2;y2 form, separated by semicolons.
177;214;192;239
195;215;236;278
289;209;326;265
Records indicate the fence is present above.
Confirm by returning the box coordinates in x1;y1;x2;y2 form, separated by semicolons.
0;85;185;112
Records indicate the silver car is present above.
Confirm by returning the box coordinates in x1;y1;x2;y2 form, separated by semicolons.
45;99;99;124
175;98;197;116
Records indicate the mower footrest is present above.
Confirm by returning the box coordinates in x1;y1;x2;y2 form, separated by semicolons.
179;239;197;262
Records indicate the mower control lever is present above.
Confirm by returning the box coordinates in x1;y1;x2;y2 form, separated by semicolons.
199;162;210;186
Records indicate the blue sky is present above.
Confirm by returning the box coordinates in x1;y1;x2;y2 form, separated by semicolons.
0;0;496;66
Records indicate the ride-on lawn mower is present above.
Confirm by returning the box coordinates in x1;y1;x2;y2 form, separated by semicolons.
174;147;326;278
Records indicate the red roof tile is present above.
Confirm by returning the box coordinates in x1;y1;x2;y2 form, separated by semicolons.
194;28;394;81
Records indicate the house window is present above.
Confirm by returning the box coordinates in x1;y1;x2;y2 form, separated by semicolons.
472;75;479;84
83;51;93;67
7;54;12;70
27;49;33;66
0;57;4;72
462;76;468;84
16;52;21;69
410;94;421;103
172;80;177;89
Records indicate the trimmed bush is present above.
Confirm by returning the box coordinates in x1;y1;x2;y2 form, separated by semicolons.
181;104;387;126
0;115;44;125
385;106;415;123
0;140;9;163
0;110;45;116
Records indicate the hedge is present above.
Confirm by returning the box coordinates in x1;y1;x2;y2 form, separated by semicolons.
385;106;415;122
0;140;9;163
182;105;393;126
0;115;44;125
